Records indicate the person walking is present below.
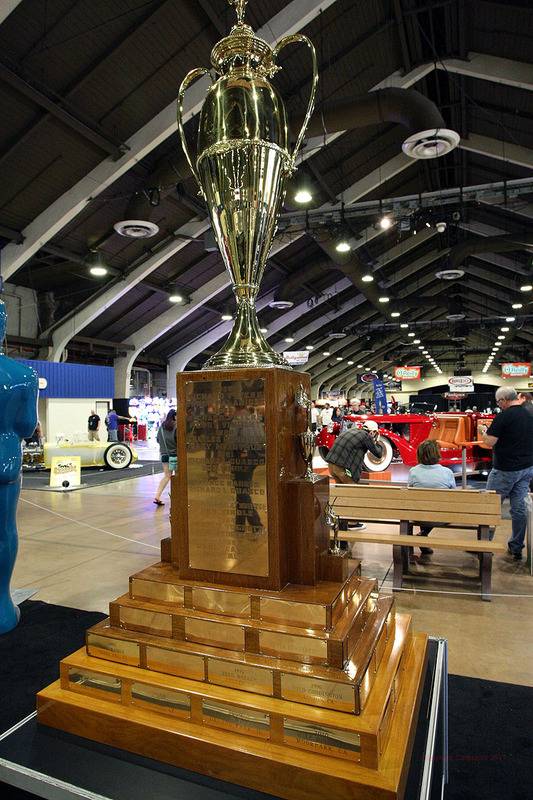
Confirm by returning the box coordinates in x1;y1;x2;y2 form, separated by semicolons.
408;439;455;556
87;410;100;441
326;420;383;532
483;386;533;561
153;409;177;507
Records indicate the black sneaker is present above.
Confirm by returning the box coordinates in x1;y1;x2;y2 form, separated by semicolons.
347;522;366;531
419;547;434;555
505;548;522;562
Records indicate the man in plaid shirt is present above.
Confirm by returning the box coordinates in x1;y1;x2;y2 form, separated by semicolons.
326;420;383;531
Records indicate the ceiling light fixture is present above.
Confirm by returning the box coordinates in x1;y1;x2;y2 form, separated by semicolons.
400;323;409;329
361;273;374;283
512;303;523;309
86;249;109;277
335;240;351;253
294;189;313;204
413;339;421;344
284;335;295;343
221;312;233;321
260;327;268;334
391;311;401;318
505;316;515;322
169;292;184;304
323;351;331;356
305;345;314;350
520;284;533;292
378;296;390;303
379;215;393;230
501;327;509;332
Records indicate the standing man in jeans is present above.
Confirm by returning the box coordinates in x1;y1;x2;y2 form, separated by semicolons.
483;386;533;561
326;420;383;532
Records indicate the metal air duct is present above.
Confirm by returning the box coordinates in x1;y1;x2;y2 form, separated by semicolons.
296;88;459;159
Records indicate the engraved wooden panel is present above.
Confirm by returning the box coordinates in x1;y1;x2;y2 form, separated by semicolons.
174;369;312;590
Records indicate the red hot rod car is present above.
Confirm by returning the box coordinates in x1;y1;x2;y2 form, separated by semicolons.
315;412;494;473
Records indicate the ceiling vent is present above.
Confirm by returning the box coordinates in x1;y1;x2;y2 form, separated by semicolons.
327;331;347;339
113;220;160;238
402;129;460;160
268;299;294;310
435;268;464;281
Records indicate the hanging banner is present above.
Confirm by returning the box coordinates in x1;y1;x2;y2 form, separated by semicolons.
283;351;310;366
448;375;474;392
394;366;421;381
373;379;388;413
501;362;531;378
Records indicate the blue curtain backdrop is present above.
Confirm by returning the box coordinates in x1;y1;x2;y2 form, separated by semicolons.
17;360;114;399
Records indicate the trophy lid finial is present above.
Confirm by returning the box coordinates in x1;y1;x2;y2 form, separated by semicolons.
229;0;247;25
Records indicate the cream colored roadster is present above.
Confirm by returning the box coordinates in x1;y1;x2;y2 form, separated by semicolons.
23;440;138;470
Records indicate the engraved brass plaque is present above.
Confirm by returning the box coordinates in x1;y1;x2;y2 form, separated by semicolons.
130;578;184;605
259;631;327;664
131;682;191;717
185;618;245;651
259;597;327;629
119;607;172;637
145;646;205;681
283;718;361;761
202;699;270;739
68;668;121;695
185;379;269;577
86;633;140;666
192;588;251;618
208;658;273;696
280;674;355;712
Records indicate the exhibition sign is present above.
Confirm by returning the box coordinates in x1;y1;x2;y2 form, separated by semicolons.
448;375;474;393
501;362;531;378
394;366;421;380
49;456;81;488
283;351;310;366
373;379;388;413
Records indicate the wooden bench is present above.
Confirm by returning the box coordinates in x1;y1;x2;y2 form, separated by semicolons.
329;484;505;601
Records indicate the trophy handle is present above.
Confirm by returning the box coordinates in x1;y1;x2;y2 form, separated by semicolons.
177;67;210;193
273;34;319;169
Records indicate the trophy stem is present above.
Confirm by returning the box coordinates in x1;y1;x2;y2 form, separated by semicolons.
204;295;290;370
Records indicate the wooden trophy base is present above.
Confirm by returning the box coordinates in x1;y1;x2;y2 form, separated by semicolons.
38;551;428;800
36;367;429;800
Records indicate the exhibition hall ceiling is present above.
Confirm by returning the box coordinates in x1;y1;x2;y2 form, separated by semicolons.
0;0;532;382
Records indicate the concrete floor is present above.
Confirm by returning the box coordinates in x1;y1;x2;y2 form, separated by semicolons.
12;472;533;687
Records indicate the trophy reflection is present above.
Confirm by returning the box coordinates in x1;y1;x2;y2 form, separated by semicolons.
225;404;266;536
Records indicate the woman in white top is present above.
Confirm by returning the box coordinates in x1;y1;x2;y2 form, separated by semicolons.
408;439;455;555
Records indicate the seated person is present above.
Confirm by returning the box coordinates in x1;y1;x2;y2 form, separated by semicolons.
408;439;455;556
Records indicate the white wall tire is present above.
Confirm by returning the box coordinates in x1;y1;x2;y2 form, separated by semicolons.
104;443;133;469
364;437;393;472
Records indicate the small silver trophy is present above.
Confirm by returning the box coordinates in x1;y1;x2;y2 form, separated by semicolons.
295;384;316;481
324;500;350;558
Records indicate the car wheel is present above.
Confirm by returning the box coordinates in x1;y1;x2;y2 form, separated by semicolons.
364;437;393;472
104;443;133;470
319;446;329;460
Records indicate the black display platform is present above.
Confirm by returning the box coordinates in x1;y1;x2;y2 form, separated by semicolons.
0;638;447;800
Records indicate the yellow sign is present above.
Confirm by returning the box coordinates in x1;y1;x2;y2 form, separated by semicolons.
49;456;81;488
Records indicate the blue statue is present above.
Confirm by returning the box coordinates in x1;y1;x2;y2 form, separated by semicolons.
0;299;38;634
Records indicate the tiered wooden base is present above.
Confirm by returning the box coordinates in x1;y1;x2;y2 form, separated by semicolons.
37;551;428;800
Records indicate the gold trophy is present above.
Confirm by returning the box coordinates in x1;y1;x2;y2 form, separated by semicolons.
296;383;316;481
178;0;318;369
